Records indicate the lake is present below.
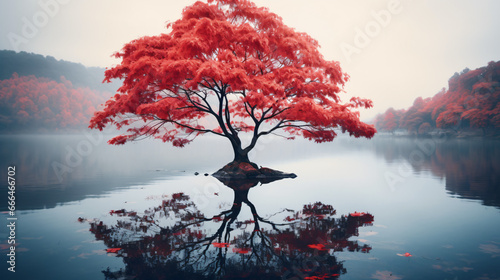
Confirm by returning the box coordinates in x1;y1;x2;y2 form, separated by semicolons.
1;133;499;280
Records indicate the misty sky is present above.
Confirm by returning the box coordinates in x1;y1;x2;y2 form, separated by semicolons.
1;0;499;120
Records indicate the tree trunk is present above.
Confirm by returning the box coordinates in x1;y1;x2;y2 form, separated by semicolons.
224;134;252;163
232;144;250;163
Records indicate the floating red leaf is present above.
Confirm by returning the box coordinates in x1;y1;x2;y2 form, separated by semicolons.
110;209;125;215
308;244;327;251
106;248;122;253
232;247;251;254
397;252;413;257
212;242;229;248
349;212;367;217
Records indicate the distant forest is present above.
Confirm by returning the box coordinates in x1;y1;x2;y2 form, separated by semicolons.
0;50;116;133
2;50;499;136
0;50;120;92
374;61;500;137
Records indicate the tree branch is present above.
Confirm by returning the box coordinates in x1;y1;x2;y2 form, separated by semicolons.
223;86;239;138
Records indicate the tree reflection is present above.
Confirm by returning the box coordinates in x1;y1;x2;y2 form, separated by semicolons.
88;180;373;280
374;138;500;207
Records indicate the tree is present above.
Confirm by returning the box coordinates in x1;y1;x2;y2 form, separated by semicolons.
89;0;376;164
418;122;432;135
382;109;397;132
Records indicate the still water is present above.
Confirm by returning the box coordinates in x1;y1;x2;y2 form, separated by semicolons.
1;133;499;280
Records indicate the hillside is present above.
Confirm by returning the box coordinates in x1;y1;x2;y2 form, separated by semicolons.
0;50;116;133
0;50;118;92
374;61;500;137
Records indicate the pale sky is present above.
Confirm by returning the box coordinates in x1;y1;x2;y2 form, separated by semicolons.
1;0;499;120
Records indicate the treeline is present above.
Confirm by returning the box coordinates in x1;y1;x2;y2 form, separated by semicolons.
0;74;112;132
0;50;120;133
374;61;500;136
0;50;118;92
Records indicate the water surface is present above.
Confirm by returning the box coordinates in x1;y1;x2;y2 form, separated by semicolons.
1;134;499;279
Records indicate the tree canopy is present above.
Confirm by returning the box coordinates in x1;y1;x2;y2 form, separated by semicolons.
90;0;376;162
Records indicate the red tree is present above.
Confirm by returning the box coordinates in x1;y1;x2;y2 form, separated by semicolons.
418;122;432;135
382;110;397;132
89;0;376;163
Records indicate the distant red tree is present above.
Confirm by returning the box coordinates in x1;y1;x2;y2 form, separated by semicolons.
436;103;464;130
418;122;432;135
490;104;500;129
399;97;429;134
0;73;110;131
89;0;376;163
382;111;397;132
374;108;402;133
374;60;500;136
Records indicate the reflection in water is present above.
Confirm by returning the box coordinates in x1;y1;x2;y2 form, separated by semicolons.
5;134;497;211
374;137;500;208
0;134;226;210
87;180;373;279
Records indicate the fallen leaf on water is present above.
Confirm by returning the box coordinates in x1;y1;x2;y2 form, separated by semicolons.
396;252;412;257
106;248;122;253
308;244;327;251
109;209;125;215
304;273;340;280
233;247;251;254
212;242;229;248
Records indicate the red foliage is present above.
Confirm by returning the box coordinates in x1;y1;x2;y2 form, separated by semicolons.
0;73;110;131
382;111;397;131
373;107;404;133
109;209;126;215
308;244;328;251
89;0;375;158
232;247;251;254
212;216;224;222
212;242;230;248
106;248;122;253
397;252;412;257
349;212;367;217
374;61;500;135
305;274;340;280
418;122;432;135
87;187;375;279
